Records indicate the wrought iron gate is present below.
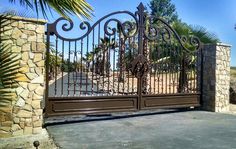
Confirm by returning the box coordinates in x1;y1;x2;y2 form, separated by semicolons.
45;3;202;117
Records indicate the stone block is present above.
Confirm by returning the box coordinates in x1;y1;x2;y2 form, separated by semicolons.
35;86;44;96
13;117;20;123
11;124;21;131
16;38;26;46
20;89;29;99
33;53;42;62
36;60;44;67
2;121;13;127
12;27;22;39
33;120;42;127
22;43;30;52
26;73;38;80
31;75;44;84
22;52;29;61
24;126;33;135
32;100;41;109
16;97;25;107
23;104;32;112
12;129;23;136
17;110;32;118
25;24;36;30
34;109;42;116
28;84;39;91
33;127;42;134
0;127;11;132
11;46;21;52
32;93;43;100
19;66;29;73
27;59;35;67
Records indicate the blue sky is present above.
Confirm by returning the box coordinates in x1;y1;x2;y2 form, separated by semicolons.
0;0;235;66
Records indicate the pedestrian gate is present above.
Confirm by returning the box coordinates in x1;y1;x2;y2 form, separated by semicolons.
45;3;202;117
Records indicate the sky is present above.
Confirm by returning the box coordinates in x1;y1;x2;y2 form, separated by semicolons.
0;0;235;66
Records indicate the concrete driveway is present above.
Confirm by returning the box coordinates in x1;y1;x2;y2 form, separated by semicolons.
46;110;236;149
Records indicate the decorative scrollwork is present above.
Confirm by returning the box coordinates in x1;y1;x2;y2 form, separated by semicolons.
130;54;149;78
47;11;139;41
142;16;202;52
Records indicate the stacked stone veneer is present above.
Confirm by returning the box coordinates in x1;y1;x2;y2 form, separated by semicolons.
202;43;231;112
0;16;46;138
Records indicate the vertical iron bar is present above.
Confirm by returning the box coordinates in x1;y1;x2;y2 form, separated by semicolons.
55;37;58;96
92;29;95;95
73;41;77;96
137;3;145;109
86;35;89;95
45;26;51;117
97;23;101;95
80;39;83;95
113;32;117;95
61;40;64;95
149;41;152;94
67;41;71;96
108;35;111;95
102;34;105;94
118;33;121;94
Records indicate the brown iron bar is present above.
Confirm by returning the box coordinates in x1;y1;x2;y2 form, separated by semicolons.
157;42;159;94
161;41;164;94
165;43;168;94
74;41;77;96
86;35;89;95
137;3;145;109
92;29;95;95
97;23;101;95
122;38;125;95
168;44;171;94
107;35;111;96
45;27;51;116
102;33;105;94
149;41;152;94
67;41;71;96
113;32;116;96
55;37;58;96
80;39;83;95
132;36;135;94
127;38;130;94
61;40;64;95
117;32;121;94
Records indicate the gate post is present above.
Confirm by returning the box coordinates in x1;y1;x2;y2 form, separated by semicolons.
0;16;55;148
202;43;231;112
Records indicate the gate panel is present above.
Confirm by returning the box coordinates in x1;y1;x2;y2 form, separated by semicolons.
45;3;202;117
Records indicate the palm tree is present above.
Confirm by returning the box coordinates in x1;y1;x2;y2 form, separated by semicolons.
172;21;219;92
8;0;93;19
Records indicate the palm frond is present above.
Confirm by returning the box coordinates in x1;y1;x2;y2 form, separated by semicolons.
8;0;94;20
189;25;219;43
0;15;22;107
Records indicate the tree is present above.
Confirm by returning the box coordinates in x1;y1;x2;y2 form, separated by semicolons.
8;0;93;19
149;0;179;23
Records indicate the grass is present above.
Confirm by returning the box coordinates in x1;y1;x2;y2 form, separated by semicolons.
231;67;236;79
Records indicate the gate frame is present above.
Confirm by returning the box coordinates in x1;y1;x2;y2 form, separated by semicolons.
45;3;203;117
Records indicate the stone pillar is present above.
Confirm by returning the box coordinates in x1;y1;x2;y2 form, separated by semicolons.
202;43;231;112
0;16;46;138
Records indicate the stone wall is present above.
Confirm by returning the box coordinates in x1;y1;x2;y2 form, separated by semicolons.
202;43;231;112
0;16;46;138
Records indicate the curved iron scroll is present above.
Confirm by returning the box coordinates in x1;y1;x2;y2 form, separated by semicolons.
47;11;139;41
143;16;202;53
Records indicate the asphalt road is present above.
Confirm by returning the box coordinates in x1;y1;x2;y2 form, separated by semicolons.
49;72;98;97
47;110;236;149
